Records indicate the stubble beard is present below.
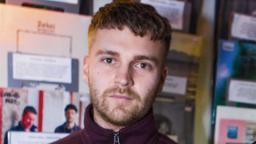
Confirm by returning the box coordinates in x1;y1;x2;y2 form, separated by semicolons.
89;83;157;127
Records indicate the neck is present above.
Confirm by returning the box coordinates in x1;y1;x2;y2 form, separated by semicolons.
93;109;124;132
21;122;31;131
66;121;75;129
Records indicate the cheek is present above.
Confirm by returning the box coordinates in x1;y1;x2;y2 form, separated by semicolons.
134;73;160;96
24;119;32;126
89;67;115;90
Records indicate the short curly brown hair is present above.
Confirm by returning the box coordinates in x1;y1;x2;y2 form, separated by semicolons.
88;1;172;57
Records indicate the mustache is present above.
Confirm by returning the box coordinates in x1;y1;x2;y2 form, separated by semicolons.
103;87;140;100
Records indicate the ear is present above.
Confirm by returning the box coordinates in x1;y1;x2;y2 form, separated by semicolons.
158;66;168;93
83;56;90;83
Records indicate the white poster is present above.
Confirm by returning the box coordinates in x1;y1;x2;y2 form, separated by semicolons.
8;132;68;144
228;79;256;105
141;0;185;30
162;75;187;95
231;13;256;42
13;53;72;83
0;4;91;93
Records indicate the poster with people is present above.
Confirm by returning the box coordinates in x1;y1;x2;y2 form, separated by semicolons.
0;87;90;144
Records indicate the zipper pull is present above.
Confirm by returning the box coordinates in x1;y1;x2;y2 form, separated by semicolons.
113;133;120;144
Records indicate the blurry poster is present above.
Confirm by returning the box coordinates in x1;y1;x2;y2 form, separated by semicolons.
141;0;185;30
213;40;256;124
170;32;203;58
231;13;256;42
228;79;256;105
8;132;68;144
153;98;194;144
215;106;256;144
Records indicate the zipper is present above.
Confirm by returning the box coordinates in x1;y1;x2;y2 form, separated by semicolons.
113;133;120;144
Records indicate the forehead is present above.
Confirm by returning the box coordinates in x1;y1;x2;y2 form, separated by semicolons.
90;27;165;57
24;112;36;117
66;109;76;112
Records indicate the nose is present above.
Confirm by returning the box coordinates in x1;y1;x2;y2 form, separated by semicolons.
114;64;133;87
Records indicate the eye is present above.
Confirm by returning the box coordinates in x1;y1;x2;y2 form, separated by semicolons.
135;62;152;70
102;58;115;64
137;63;146;69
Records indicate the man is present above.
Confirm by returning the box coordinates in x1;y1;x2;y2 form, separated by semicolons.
54;104;81;133
4;106;37;144
53;1;176;144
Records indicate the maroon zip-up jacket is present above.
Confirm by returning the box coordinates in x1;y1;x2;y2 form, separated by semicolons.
52;104;177;144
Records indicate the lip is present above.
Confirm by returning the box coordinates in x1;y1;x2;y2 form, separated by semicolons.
110;95;132;101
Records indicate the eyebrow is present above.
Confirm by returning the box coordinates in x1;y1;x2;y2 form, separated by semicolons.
95;50;119;57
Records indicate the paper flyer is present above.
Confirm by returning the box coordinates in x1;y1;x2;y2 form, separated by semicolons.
228;79;256;105
231;13;256;42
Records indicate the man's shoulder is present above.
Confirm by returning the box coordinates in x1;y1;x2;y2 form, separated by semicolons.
158;133;177;144
74;125;81;131
51;130;88;144
54;123;66;132
9;125;22;131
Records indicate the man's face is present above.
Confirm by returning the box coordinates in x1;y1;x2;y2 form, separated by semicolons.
84;27;167;126
65;109;76;123
22;112;36;130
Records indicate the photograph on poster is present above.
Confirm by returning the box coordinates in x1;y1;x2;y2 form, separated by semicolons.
0;87;90;144
217;119;256;144
1;88;31;144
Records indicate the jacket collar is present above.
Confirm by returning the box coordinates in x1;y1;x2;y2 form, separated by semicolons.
83;104;159;144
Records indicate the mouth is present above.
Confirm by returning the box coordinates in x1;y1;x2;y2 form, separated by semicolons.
110;95;133;101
